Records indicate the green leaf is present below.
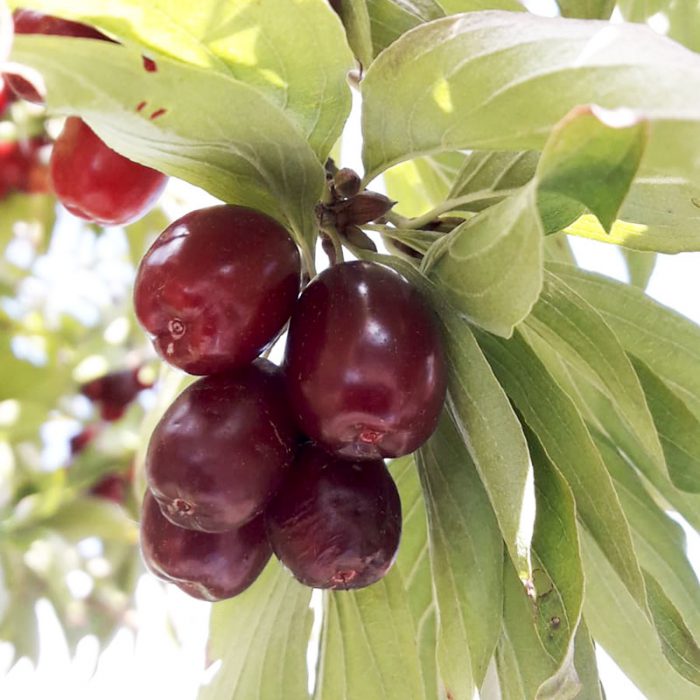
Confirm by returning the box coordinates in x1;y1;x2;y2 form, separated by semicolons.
200;561;312;700
385;152;466;218
524;270;667;481
568;367;700;533
41;497;138;543
622;249;657;288
12;0;353;159
447;149;581;235
536;105;648;232
422;186;543;337
564;173;700;253
315;572;426;700
596;436;700;642
12;36;325;254
334;0;374;69
438;0;523;11
572;620;605;700
495;559;581;700
416;411;503;696
549;262;700;420
556;0;615;19
448;150;539;207
631;357;700;493
438;313;531;572
361;12;700;182
365;0;443;55
525;429;584;666
643;570;700;686
390;456;440;700
581;530;700;700
476;328;648;612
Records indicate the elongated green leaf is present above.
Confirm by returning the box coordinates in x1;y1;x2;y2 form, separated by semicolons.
417;411;503;697
13;36;324;252
385;152;465;218
622;249;657;288
569;367;700;533
643;570;700;686
595;435;700;642
582;531;700;700
12;0;353;159
565;173;700;253
362;12;700;181
334;0;374;68
524;270;667;480
477;328;648;612
448;150;539;205
572;620;605;700
525;429;583;664
365;0;442;55
496;560;580;700
199;561;312;700
438;0;522;11
390;457;440;700
631;357;700;493
536;105;648;232
422;186;543;337
447;149;581;235
439;314;532;573
549;262;700;420
557;0;614;19
315;572;426;700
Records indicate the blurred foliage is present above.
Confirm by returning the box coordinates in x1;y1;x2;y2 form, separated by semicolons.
0;91;171;666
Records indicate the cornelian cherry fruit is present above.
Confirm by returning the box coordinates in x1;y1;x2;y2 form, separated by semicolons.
266;444;401;590
134;205;300;375
140;490;271;602
50;117;167;225
284;261;447;460
146;359;299;533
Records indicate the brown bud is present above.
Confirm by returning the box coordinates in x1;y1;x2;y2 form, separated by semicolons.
342;225;377;252
329;0;343;15
336;192;395;228
333;168;361;198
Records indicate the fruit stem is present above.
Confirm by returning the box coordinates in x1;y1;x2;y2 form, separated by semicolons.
399;187;520;230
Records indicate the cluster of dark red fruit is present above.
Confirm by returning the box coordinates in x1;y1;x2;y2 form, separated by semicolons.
133;204;447;600
5;9;448;600
3;10;168;224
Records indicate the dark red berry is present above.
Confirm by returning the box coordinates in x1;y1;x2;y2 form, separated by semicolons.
69;424;100;455
140;490;271;601
7;10;112;103
284;261;447;459
146;359;299;533
80;367;151;421
0;136;49;198
90;473;126;504
50;117;167;225
133;204;301;375
0;78;12;115
266;444;402;590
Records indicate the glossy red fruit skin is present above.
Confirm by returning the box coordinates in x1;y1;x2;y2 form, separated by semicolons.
50;117;167;225
284;260;447;460
146;358;299;533
8;11;112;103
140;490;271;602
265;444;401;590
134;205;301;375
